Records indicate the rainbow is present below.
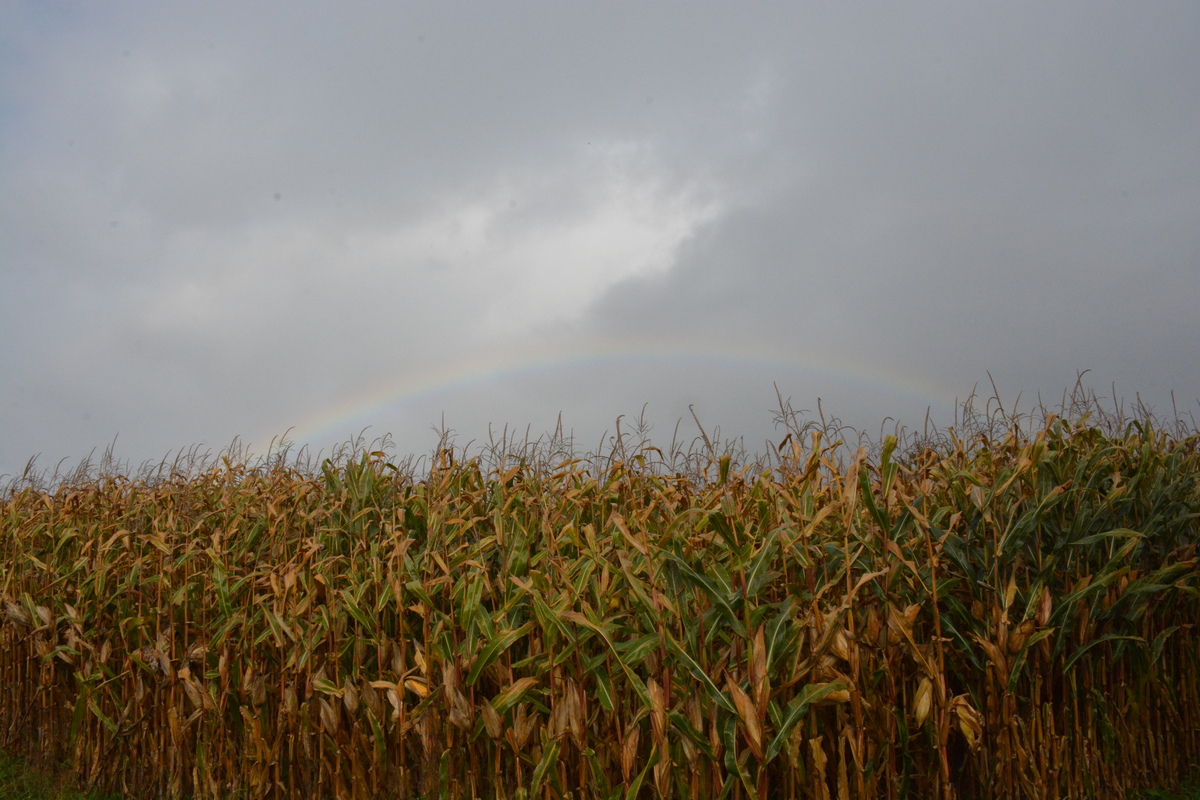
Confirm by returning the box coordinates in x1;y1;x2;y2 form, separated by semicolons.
274;341;951;454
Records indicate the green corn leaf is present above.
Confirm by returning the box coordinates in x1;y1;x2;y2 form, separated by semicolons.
561;608;651;707
763;680;847;765
668;709;716;760
88;699;118;735
529;738;560;799
623;745;659;800
663;629;735;715
723;715;759;800
1063;634;1146;673
491;677;540;716
466;621;534;687
661;551;746;638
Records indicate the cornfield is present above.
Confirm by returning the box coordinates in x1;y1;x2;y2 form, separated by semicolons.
2;397;1198;799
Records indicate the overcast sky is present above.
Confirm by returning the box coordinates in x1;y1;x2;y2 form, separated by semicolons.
3;2;1198;479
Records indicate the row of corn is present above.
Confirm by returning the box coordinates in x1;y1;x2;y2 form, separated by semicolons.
2;413;1199;799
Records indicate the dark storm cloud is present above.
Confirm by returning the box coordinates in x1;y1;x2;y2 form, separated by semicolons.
577;3;1200;415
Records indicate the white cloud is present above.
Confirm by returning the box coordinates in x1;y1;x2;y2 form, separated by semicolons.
340;142;723;337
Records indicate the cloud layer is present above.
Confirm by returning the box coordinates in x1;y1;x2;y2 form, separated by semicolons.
3;3;1198;477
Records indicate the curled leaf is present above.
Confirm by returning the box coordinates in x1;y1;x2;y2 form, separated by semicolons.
950;694;984;750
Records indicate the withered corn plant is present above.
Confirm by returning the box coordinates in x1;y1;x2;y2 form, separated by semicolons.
1;405;1198;799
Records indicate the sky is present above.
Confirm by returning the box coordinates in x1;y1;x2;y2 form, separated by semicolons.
2;2;1198;480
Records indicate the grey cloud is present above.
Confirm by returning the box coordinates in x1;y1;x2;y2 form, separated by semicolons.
2;2;1197;478
577;2;1200;418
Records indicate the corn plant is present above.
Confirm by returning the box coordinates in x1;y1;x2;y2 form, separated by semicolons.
1;404;1198;799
